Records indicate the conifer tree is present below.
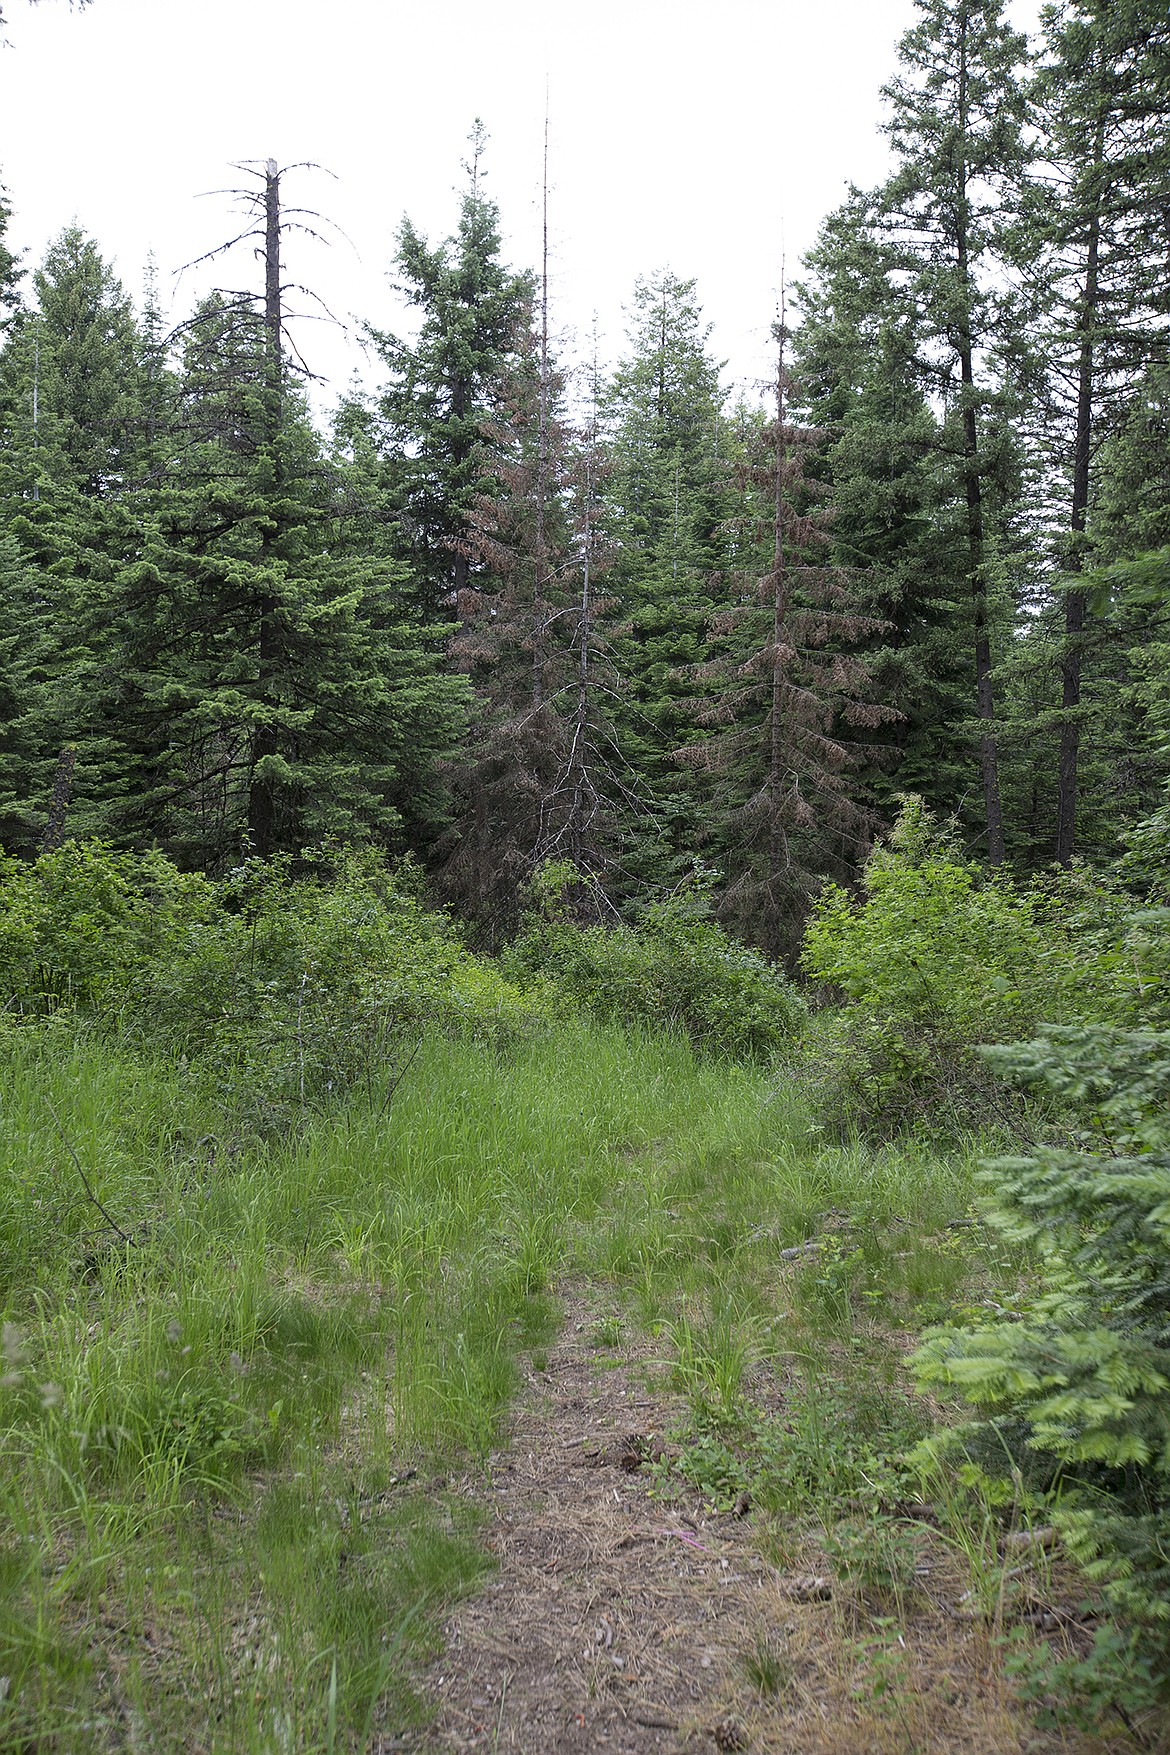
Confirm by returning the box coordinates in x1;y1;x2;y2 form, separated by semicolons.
603;270;733;869
434;157;631;928
0;534;56;852
1010;0;1170;861
365;122;532;618
0;226;143;497
872;0;1031;864
0;228;149;846
681;315;893;959
77;166;464;868
794;192;975;821
0;175;21;344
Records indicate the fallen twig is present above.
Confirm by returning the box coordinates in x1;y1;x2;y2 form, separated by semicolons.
379;1036;424;1117
45;1098;136;1247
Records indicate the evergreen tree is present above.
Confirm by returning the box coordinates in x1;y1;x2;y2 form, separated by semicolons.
603;270;733;871
682;316;893;960
873;0;1031;863
365;122;532;618
1094;366;1170;561
0;174;22;345
78;286;464;869
55;162;467;869
436;302;629;926
0;228;149;848
0;534;56;852
0;226;143;497
604;270;726;584
794;192;975;822
1010;0;1170;860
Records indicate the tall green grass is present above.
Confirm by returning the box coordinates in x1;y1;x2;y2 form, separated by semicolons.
0;1014;987;1750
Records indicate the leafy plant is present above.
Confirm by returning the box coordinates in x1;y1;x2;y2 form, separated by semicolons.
799;796;1166;1136
504;878;804;1059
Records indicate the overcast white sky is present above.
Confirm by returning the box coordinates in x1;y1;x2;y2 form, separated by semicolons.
0;0;1042;414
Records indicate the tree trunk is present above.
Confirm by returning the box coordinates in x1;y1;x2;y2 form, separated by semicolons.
248;158;284;859
768;320;791;937
956;12;1006;865
533;110;550;711
41;744;76;853
1055;115;1104;866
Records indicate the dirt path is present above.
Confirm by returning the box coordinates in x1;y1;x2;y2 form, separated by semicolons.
423;1291;767;1754
412;1288;1125;1755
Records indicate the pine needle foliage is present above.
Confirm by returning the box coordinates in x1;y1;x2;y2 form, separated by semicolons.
682;319;894;961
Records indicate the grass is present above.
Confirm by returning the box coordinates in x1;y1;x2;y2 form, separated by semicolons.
0;1008;1045;1751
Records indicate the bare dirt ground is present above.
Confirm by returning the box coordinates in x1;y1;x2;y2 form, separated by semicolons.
415;1289;1123;1755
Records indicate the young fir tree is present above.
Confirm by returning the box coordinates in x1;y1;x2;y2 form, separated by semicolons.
364;122;533;620
681;315;894;961
873;0;1031;864
602;269;734;870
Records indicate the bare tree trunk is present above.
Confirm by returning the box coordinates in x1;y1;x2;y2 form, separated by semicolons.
532;109;551;710
41;744;77;854
767;314;791;942
248;158;284;859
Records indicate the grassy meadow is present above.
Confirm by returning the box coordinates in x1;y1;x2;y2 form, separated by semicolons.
0;1010;990;1752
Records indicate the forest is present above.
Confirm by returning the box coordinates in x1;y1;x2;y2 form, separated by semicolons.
1;0;1170;1750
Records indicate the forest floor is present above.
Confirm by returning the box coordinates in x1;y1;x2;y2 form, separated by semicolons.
419;1286;1123;1755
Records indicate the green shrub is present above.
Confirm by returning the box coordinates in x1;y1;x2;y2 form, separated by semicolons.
913;1026;1170;1712
0;842;217;1016
503;882;803;1059
798;797;1168;1135
0;843;553;1129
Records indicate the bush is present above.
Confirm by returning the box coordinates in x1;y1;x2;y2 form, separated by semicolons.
798;797;1168;1136
0;842;554;1128
0;841;217;1016
503;879;803;1060
913;1026;1170;1715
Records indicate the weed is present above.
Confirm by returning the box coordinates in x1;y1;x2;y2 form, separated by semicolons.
740;1626;792;1697
823;1518;921;1612
588;1314;623;1350
847;1616;920;1732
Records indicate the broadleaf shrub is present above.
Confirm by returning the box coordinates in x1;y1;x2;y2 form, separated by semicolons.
0;842;554;1128
798;797;1169;1136
503;884;803;1059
